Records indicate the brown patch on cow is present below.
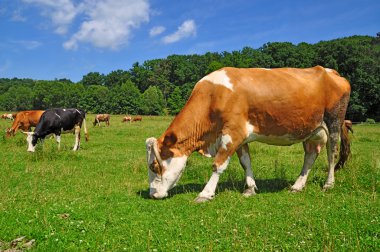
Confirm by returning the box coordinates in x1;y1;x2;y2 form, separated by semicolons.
6;110;44;137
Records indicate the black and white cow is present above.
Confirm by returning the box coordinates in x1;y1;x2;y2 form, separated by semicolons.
24;108;89;152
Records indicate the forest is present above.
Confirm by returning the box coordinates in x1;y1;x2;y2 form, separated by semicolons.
0;34;379;122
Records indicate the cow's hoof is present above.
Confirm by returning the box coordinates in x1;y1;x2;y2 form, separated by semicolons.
194;196;212;203
242;188;256;197
290;187;302;193
322;183;334;192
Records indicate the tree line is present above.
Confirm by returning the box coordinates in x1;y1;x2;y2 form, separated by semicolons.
1;34;379;122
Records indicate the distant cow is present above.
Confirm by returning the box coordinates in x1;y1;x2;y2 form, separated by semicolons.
6;110;44;137
132;116;142;122
1;113;16;120
93;114;110;126
146;66;351;202
344;120;354;133
24;108;89;152
122;116;132;122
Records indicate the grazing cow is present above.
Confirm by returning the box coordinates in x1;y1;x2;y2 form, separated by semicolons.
24;108;89;152
132;116;142;122
146;66;351;202
93;114;110;126
6;110;44;137
1;113;16;120
122;116;132;122
344;120;353;133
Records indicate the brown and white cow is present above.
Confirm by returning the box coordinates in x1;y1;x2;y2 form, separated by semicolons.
6;110;45;137
93;114;110;126
146;66;351;202
132;116;142;122
1;113;16;120
122;116;132;122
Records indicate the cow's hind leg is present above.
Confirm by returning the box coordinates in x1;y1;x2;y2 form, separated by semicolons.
73;125;81;151
323;121;340;190
291;126;328;192
236;144;258;197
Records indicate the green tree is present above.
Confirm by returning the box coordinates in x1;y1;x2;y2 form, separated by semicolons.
79;85;109;113
107;80;141;114
104;70;131;88
141;86;165;115
81;72;105;86
167;87;186;115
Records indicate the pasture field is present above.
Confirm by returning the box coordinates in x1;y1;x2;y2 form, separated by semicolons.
0;114;379;251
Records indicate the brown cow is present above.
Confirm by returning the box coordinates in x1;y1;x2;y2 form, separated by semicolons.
132;116;142;122
93;114;110;126
122;116;132;122
344;120;353;133
6;110;45;137
146;66;351;202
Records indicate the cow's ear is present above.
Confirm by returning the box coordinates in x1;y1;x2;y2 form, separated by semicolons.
164;133;177;147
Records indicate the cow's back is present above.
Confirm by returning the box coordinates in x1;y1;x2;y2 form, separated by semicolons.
187;66;350;138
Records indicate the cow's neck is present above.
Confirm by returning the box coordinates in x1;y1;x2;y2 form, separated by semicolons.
158;96;216;159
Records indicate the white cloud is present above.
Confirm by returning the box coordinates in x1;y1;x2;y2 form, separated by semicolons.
149;26;165;37
23;0;78;34
162;19;196;44
64;0;150;50
24;0;150;50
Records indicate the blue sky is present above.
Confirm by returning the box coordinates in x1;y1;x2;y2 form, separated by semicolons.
0;0;379;82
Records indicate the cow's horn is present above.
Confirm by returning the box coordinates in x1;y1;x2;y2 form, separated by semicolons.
152;138;164;169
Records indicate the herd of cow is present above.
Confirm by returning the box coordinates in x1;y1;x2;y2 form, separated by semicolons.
2;110;142;152
2;67;354;201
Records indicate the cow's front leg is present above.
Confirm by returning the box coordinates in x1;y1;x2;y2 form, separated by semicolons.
73;125;81;151
195;133;237;203
55;134;61;150
195;155;231;203
237;144;258;197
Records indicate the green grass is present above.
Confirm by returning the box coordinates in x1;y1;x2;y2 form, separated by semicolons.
0;115;379;251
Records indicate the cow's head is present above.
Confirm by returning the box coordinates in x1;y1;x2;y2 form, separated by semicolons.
145;137;188;199
23;132;38;152
5;128;13;138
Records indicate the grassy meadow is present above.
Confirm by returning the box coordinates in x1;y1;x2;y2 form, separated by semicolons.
0;114;379;251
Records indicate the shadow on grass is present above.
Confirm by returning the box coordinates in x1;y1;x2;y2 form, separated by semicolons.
138;178;290;199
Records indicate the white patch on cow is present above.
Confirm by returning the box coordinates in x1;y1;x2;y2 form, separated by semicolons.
221;134;232;150
216;157;230;174
325;68;333;72
261;68;271;71
25;132;35;152
246;122;254;137
206;134;232;157
200;70;234;91
149;155;188;199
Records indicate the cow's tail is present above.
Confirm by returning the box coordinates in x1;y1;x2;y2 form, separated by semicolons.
83;117;89;142
334;121;352;171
